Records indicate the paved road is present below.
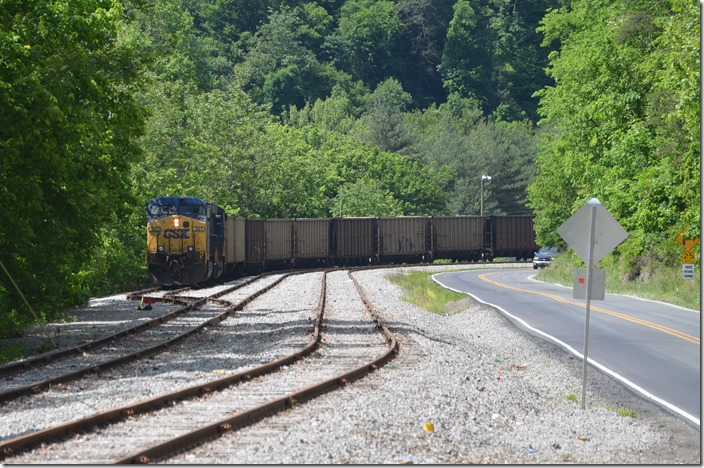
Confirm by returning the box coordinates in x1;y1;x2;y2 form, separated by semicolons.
433;268;700;428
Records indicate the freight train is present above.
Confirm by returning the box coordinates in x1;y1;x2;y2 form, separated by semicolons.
146;195;539;286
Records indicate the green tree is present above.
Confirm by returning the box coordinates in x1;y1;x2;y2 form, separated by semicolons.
244;124;339;218
528;0;700;266
0;0;146;335
135;83;273;215
407;94;536;215
323;0;404;87
440;0;561;120
286;84;364;134
130;0;235;91
236;5;341;113
439;0;494;111
489;0;557;121
395;0;455;107
318;130;450;216
352;77;413;153
335;179;403;216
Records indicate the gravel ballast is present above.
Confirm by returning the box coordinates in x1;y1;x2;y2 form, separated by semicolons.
1;266;700;464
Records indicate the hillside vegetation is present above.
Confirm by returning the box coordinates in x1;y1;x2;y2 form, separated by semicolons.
0;0;699;337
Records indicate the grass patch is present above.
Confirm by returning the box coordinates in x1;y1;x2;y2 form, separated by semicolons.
537;253;700;311
0;343;31;365
609;406;638;418
565;393;579;404
389;271;467;315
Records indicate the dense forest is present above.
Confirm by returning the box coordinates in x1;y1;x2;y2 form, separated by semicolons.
0;0;699;337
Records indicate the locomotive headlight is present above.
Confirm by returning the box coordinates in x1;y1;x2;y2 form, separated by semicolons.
174;218;180;228
188;246;194;252
158;245;165;252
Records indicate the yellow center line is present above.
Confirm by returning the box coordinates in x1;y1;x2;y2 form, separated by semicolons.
478;272;700;345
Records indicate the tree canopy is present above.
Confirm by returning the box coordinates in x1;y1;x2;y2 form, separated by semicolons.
528;0;700;269
0;0;146;333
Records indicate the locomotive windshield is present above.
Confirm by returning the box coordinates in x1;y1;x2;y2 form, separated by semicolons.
148;204;176;217
147;196;208;221
180;204;206;217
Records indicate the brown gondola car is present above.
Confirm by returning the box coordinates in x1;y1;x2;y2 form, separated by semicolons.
244;218;266;272
292;218;331;267
225;216;246;274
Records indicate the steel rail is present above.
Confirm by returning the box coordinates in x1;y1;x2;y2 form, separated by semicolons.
0;272;322;461
0;275;282;403
0;296;183;378
0;277;266;378
113;270;398;464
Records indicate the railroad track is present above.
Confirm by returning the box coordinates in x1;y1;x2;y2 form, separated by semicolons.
0;270;398;463
0;275;280;404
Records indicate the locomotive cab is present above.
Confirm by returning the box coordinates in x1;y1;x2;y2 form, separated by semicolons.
146;196;225;286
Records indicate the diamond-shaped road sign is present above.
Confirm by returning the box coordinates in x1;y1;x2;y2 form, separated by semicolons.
556;198;628;410
675;226;700;252
557;198;629;265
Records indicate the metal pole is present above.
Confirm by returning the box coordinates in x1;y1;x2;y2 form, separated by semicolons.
0;258;56;348
480;179;484;217
580;203;597;409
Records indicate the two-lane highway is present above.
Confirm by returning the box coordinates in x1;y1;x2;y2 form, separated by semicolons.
433;268;700;427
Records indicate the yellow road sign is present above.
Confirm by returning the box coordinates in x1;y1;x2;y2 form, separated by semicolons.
682;251;695;264
675;226;700;251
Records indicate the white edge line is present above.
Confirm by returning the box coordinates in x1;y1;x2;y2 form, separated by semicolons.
431;273;701;428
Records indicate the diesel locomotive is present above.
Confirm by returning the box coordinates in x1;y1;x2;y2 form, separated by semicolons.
146;195;539;287
146;196;227;286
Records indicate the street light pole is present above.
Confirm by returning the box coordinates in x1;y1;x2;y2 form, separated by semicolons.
480;175;491;216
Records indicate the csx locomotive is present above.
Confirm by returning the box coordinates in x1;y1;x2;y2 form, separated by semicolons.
146;196;227;285
146;195;539;286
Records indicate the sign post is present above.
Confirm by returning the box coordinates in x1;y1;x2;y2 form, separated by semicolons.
675;227;699;280
557;198;628;409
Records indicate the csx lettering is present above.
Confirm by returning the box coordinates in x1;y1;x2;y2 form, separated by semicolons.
163;229;190;239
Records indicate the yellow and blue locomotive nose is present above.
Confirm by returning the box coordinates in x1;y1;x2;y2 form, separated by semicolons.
147;197;208;286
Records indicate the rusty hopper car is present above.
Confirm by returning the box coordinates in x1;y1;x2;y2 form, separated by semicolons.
244;219;266;271
243;218;332;272
292;218;331;267
264;219;293;263
331;217;376;265
377;217;429;262
487;215;539;260
225;216;246;273
430;216;485;261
